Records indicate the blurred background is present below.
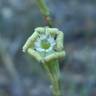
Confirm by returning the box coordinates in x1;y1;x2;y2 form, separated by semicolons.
0;0;96;96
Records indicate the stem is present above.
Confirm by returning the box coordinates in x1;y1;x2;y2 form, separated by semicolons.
43;60;61;96
36;0;52;27
52;78;61;96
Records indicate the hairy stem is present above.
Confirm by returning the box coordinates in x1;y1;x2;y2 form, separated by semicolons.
36;0;52;27
43;60;61;96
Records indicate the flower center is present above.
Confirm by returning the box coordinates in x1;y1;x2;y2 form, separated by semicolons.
40;39;50;49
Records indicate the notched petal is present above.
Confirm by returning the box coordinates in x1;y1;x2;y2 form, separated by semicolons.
35;27;45;34
23;31;39;52
27;48;43;63
56;31;64;51
44;51;65;62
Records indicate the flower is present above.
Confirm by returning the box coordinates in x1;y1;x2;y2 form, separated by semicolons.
34;32;55;52
23;27;65;63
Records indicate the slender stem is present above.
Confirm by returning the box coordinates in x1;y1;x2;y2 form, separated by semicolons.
52;78;61;96
36;0;52;27
43;60;61;96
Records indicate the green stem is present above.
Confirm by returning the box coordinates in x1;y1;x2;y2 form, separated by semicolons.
51;76;61;96
36;0;52;27
43;60;61;96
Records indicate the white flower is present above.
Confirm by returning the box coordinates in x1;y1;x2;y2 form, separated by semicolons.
23;27;65;63
34;33;55;52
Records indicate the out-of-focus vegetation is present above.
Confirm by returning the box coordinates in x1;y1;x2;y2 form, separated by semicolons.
0;0;96;96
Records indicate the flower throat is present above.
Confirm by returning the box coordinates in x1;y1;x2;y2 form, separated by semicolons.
40;39;50;49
